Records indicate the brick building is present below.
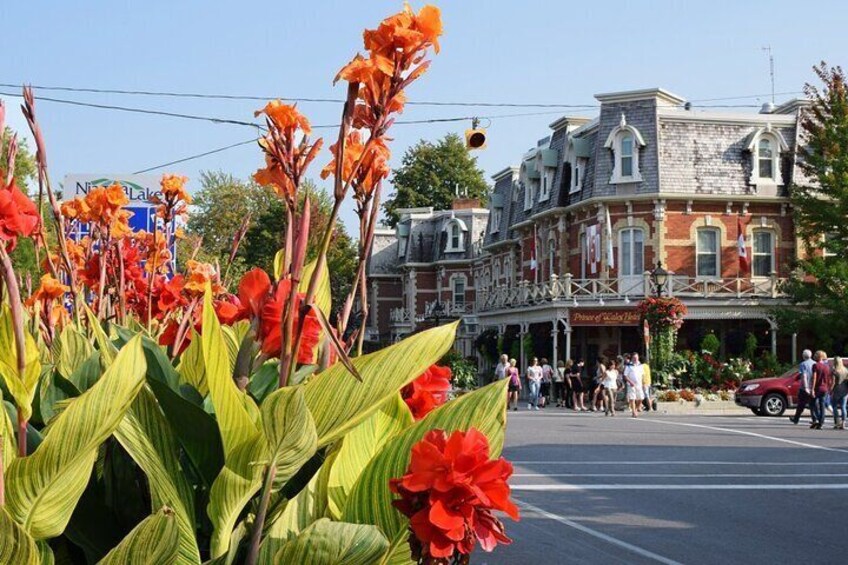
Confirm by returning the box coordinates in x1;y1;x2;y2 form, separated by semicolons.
368;87;810;372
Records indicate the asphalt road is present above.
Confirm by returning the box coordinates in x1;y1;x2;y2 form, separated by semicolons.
478;408;848;565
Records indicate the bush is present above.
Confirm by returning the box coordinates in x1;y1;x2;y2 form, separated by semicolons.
679;389;696;402
700;332;720;356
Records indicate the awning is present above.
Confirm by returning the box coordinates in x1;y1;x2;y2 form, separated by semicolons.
571;137;592;158
491;193;504;207
397;224;410;236
540;148;559;167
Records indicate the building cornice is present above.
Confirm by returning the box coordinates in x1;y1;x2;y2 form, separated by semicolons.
595;87;686;106
658;108;797;126
491;166;519;181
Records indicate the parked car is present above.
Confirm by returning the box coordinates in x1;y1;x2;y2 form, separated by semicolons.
735;368;801;416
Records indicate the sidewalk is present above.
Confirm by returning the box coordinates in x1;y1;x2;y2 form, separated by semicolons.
652;400;747;415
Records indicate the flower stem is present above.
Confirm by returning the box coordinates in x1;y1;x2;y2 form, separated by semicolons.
245;464;276;565
0;246;28;457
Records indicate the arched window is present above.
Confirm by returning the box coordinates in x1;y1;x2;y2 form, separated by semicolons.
696;228;720;278
548;238;556;278
443;218;467;252
619;228;645;277
604;114;646;184
620;133;634;177
503;256;512;286
758;138;774;180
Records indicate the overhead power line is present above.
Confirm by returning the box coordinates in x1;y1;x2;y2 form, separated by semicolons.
0;82;600;109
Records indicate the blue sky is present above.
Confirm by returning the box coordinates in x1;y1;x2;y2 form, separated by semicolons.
2;0;846;233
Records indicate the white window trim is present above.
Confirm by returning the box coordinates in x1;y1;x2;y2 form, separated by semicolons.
747;127;788;189
604;114;646;184
695;227;721;280
450;273;468;306
570;157;587;194
523;180;536;211
444;218;468;253
751;229;776;278
397;235;408;258
579;231;587;279
547;236;556;278
489;207;502;234
618;227;645;277
539;167;553;202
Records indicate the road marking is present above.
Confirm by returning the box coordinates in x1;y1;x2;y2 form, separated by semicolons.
516;499;683;565
511;460;848;465
637;418;848;454
513;483;848;491
513;473;848;478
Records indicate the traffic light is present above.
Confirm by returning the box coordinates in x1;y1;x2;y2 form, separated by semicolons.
465;117;486;150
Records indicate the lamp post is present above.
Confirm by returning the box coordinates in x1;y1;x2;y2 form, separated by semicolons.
650;261;669;298
431;300;446;327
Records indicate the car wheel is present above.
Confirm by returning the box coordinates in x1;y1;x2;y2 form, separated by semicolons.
751;408;764;416
761;393;786;417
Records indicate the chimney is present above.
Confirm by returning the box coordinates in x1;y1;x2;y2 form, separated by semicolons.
452;197;480;210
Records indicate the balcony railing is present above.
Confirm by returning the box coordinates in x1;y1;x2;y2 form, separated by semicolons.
389;308;414;324
476;272;785;312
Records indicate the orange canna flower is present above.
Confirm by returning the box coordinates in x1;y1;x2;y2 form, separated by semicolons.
0;179;40;251
160;174;191;203
183;260;224;297
254;100;312;135
33;273;69;302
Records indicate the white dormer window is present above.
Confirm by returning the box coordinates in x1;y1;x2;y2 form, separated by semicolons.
604;114;646;184
490;207;502;234
747;127;788;189
444;218;468;252
570;158;587;193
523;181;536;211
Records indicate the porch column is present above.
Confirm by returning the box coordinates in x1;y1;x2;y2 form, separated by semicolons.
564;324;572;362
791;333;798;364
768;318;778;357
519;323;529;372
551;320;559;370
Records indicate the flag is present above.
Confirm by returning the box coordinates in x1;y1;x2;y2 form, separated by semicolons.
588;224;599;274
604;206;615;269
529;223;537;273
737;216;749;273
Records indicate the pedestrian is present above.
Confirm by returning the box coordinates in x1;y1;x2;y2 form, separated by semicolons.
554;360;567;407
507;358;521;411
603;359;620;416
539;358;553;408
494;353;509;383
641;358;653;412
811;350;832;429
526;357;543;411
624;353;645;418
790;349;816;425
831;356;848;429
590;358;606;412
570;359;587;411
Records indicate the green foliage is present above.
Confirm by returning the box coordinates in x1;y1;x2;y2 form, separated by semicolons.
743;332;759;361
440;350;478;390
700;333;720;356
382;133;489;226
780;63;848;345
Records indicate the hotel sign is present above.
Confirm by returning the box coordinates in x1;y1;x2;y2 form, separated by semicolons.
64;174;163;206
570;309;640;327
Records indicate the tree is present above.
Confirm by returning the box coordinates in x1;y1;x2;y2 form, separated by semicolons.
382;133;488;226
777;63;848;351
240;183;358;315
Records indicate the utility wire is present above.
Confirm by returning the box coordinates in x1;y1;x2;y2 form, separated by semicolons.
133;139;258;174
0;82;600;109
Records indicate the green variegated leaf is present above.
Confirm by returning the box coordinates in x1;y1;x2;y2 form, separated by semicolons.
202;287;267;558
7;336;147;539
53;326;93;380
114;387;200;564
261;386;317;491
97;507;179;565
1;390;15;471
273;249;284;280
84;305;117;366
327;394;412;519
0;506;39;565
0;304;42;422
177;330;207;396
378;530;414;565
274;518;388;565
342;379;509;540
299;259;331;317
221;325;240;369
303;322;456;447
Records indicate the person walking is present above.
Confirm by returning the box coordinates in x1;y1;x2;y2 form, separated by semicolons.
554;360;567;407
507;359;521;412
790;349;816;425
603;359;620;416
624;353;645;418
539;358;553;408
494;354;509;383
591;358;606;412
570;359;587;411
526;357;543;411
641;359;653;412
811;350;832;429
831;356;848;429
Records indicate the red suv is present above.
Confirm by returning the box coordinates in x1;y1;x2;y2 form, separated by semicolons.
735;368;802;417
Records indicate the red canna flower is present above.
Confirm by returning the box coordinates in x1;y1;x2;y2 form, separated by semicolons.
401;364;452;420
258;277;322;365
390;428;519;563
236;267;272;321
0;179;40;251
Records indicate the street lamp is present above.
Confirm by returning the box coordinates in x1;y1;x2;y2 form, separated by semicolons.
431;300;446;327
650;261;669;298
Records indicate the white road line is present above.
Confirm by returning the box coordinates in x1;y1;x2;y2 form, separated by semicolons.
514;483;848;491
637;418;848;454
513;473;848;478
516;499;683;565
511;460;848;465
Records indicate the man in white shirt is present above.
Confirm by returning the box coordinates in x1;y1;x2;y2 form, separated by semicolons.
624;353;645;417
790;349;816;424
494;354;509;383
